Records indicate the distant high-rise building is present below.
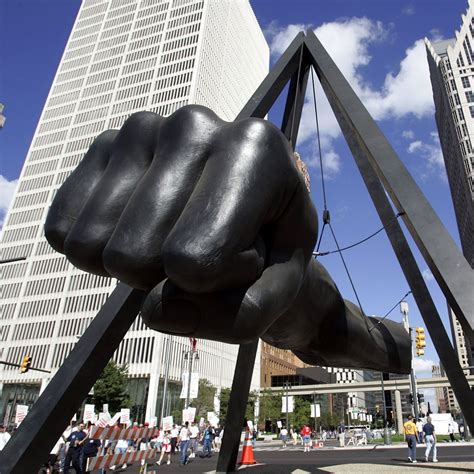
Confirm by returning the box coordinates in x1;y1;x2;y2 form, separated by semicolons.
425;0;474;380
0;0;268;425
432;364;448;413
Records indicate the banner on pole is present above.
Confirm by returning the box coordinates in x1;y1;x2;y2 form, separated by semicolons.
120;408;130;425
311;403;321;418
180;372;199;399
162;416;173;431
15;405;28;426
277;420;282;429
281;396;294;413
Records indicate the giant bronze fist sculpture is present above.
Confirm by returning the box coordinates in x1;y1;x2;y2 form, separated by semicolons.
45;105;411;374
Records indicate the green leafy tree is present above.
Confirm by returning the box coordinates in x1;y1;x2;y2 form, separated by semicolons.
92;360;130;413
258;389;282;430
289;397;311;429
218;387;231;422
245;390;258;424
193;378;216;419
319;411;341;430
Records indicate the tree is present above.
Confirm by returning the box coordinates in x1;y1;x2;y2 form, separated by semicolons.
289;397;311;429
258;389;282;430
193;378;216;420
245;390;259;424
92;360;130;413
218;387;231;422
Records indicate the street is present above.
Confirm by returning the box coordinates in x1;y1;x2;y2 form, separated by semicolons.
122;443;474;473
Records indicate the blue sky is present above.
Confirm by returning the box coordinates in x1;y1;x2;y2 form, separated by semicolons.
0;1;470;396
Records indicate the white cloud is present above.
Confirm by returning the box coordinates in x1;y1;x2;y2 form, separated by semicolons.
402;5;415;16
0;175;18;229
266;19;435;177
413;358;436;373
408;132;446;179
402;130;415;139
422;268;435;282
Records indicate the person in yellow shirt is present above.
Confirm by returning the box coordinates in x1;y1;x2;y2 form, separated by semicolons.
403;414;419;463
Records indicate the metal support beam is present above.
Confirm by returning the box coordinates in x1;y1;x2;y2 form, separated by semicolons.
216;341;259;473
305;30;474;342
303;30;474;432
0;284;144;474
281;46;310;147
236;33;305;120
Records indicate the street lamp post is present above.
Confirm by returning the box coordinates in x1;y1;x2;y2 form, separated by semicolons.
400;301;420;420
160;335;173;428
185;338;198;410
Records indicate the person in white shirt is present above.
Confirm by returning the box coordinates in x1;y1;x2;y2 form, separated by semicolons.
0;425;11;451
178;422;191;466
170;425;179;454
416;419;424;443
189;422;199;458
280;427;288;448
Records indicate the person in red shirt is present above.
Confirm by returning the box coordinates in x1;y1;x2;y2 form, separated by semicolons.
300;425;312;452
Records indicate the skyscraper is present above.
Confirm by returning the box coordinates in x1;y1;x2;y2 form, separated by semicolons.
425;0;474;379
0;0;268;424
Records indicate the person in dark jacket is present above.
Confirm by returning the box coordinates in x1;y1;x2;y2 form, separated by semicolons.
82;438;101;473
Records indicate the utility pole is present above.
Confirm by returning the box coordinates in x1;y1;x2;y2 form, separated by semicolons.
185;338;197;410
159;335;173;428
401;301;420;420
285;380;289;428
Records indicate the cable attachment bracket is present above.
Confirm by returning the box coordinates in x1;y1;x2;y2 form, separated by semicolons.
323;209;330;224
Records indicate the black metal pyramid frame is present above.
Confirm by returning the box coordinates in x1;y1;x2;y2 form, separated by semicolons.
1;31;473;474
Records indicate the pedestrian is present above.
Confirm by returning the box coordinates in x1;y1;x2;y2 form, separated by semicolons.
301;424;311;452
189;421;199;458
82;438;101;473
178;421;191;466
416;418;424;443
448;422;456;442
251;428;257;449
0;424;11;451
64;422;88;473
459;423;465;440
170;424;179;454
280;426;288;448
422;416;438;463
403;414;418;463
201;422;214;457
290;427;298;445
214;425;223;452
156;430;172;466
45;437;63;474
338;421;346;448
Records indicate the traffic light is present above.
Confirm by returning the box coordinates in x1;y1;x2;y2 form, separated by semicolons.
415;327;426;356
417;393;424;404
409;393;414;405
20;355;32;373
